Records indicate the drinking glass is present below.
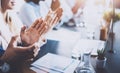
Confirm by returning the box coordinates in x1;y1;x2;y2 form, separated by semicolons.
74;49;95;73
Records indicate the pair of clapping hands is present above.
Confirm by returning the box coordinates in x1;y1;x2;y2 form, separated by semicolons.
21;8;63;46
1;8;63;63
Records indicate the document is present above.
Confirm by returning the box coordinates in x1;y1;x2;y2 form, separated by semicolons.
72;39;105;56
31;53;79;73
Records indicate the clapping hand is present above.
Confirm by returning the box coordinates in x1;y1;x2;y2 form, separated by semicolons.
1;36;35;63
20;8;63;46
51;0;60;11
44;8;63;32
20;18;47;46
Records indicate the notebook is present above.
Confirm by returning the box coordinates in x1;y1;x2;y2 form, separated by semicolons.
31;53;79;73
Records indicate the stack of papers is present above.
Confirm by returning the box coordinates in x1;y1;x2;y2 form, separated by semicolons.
31;53;79;73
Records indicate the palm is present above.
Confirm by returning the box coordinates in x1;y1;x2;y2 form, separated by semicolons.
20;19;46;46
21;27;40;46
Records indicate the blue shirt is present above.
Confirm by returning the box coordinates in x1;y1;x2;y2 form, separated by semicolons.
0;46;4;57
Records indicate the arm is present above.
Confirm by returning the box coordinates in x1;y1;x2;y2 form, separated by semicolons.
0;36;35;73
0;35;8;51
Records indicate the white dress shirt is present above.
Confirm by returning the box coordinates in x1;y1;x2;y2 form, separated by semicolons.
0;11;23;50
19;2;41;27
40;0;73;23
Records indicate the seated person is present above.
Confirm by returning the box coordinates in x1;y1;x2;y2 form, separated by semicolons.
41;0;73;29
40;0;60;19
0;0;63;62
53;0;74;29
0;0;46;58
19;0;45;27
40;0;74;29
19;0;61;28
65;0;86;27
0;0;63;72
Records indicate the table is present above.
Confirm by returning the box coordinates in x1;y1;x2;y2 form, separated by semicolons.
9;39;120;73
72;39;105;58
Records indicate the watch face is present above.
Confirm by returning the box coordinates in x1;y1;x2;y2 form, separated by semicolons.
1;63;10;73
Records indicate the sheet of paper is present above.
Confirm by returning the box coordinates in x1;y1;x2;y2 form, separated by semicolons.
72;39;105;57
32;53;75;73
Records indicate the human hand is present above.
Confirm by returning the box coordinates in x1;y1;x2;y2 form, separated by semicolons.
51;0;60;11
20;8;62;46
1;36;36;63
20;18;47;46
44;7;63;32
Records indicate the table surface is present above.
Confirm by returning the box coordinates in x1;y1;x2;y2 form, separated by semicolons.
9;39;119;73
9;24;120;73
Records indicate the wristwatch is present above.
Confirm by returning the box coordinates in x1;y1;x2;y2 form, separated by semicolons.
0;60;10;73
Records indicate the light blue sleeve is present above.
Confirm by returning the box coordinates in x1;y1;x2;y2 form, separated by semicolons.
19;3;39;27
0;45;5;57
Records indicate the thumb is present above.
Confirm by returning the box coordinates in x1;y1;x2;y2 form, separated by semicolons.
9;35;18;46
26;45;36;52
20;26;26;35
17;45;35;53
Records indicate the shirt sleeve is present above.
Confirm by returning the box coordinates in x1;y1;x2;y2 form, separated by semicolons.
19;4;39;27
0;35;8;51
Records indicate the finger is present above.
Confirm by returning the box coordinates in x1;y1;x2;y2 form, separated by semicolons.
20;26;26;35
34;48;40;57
54;8;60;14
46;17;53;29
24;51;34;59
38;22;46;33
56;8;63;18
46;16;52;26
19;51;34;61
47;9;52;16
49;12;57;25
54;8;63;17
44;17;56;33
16;45;35;53
44;10;52;21
48;17;58;31
30;19;40;28
56;8;63;14
40;25;48;36
45;15;51;22
49;8;62;26
52;8;63;26
27;54;34;60
52;17;59;27
49;14;57;26
36;18;43;30
39;26;47;37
